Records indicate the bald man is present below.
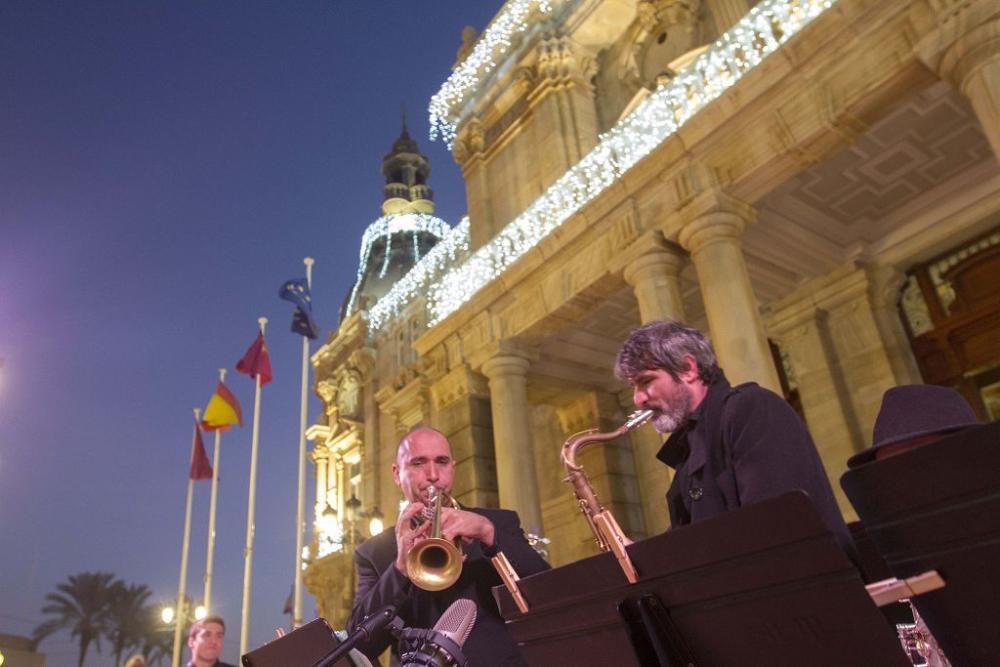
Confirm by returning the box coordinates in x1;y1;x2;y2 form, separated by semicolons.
347;427;549;666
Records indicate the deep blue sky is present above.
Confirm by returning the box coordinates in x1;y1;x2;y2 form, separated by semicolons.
0;2;504;663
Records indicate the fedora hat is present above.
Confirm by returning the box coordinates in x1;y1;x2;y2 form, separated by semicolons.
847;384;980;467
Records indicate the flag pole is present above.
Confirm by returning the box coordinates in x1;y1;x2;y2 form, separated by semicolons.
240;317;267;657
293;256;314;628
172;409;200;667
203;368;226;614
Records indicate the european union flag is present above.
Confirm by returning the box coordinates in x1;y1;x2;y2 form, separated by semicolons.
279;278;320;339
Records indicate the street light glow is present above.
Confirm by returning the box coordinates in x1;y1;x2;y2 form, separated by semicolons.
194;605;207;620
161;606;175;625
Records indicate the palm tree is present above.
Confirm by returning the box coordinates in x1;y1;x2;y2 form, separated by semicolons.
107;582;153;666
139;605;173;667
33;571;119;667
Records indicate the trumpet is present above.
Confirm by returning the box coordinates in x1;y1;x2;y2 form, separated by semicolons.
406;485;464;591
561;409;654;583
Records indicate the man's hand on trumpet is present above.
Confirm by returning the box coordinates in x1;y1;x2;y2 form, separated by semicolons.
394;502;431;577
439;507;495;548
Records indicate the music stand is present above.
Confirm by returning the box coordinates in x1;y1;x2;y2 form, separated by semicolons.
242;619;358;667
494;492;908;667
841;421;1000;666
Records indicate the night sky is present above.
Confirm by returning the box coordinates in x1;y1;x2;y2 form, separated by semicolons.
0;2;504;663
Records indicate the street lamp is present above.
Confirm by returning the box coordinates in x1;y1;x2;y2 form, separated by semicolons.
368;505;384;536
160;598;207;627
320;504;339;534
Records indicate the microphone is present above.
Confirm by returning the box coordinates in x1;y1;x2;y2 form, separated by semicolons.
399;598;477;667
312;606;398;667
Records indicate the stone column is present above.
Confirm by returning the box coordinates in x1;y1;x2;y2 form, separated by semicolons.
677;192;781;392
622;245;687;323
481;354;543;533
868;265;924;386
822;267;911;447
314;445;330;518
333;458;345;517
617;242;687;535
530;34;599;192
767;301;863;518
916;8;1000;159
453;119;494;250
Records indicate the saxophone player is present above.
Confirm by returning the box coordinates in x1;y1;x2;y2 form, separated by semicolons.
347;427;550;666
615;320;856;560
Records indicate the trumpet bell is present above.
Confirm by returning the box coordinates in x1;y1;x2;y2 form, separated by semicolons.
406;537;464;591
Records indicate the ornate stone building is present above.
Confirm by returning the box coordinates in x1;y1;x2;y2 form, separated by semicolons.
306;0;1000;628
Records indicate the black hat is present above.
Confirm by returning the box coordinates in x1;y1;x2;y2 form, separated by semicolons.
847;384;980;468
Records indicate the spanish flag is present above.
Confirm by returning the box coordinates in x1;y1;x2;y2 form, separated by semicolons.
201;381;243;432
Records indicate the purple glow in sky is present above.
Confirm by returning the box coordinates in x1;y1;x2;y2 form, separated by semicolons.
0;2;503;664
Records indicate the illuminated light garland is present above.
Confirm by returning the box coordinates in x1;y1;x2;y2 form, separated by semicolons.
365;0;833;333
429;0;568;147
344;212;452;317
419;0;834;326
365;217;471;331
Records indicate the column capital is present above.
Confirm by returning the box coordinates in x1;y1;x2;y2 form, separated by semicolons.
914;1;1000;78
608;230;679;275
481;354;531;380
867;264;908;308
622;248;686;287
927;16;1000;91
676;190;756;255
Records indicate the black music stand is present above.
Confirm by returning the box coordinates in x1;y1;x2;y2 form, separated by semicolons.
242;618;353;667
494;492;908;667
841;421;1000;666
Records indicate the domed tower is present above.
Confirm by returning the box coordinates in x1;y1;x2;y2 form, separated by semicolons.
381;117;435;215
341;119;450;321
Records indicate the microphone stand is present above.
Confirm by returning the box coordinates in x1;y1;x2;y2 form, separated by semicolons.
312;608;401;667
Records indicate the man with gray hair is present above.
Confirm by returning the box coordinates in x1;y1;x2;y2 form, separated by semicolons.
616;320;855;558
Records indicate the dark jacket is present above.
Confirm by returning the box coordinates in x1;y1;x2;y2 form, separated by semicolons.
348;506;550;666
657;373;856;559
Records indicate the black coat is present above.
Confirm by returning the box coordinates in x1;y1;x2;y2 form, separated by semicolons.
348;506;550;666
657;374;856;559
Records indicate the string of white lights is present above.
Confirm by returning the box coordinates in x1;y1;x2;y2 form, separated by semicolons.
344;212;452;317
367;0;835;333
429;0;570;147
422;0;834;325
366;217;471;330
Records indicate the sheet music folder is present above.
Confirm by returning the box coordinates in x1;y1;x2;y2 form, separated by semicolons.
841;421;1000;666
494;491;908;666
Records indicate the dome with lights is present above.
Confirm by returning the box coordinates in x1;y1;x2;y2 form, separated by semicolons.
342;119;451;321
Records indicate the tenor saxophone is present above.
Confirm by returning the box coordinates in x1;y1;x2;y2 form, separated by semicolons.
561;409;653;584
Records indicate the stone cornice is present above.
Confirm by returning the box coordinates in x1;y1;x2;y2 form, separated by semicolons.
311;311;367;373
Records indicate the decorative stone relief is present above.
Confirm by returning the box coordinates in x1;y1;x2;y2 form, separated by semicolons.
316;379;338;420
337;372;362;419
639;0;702;31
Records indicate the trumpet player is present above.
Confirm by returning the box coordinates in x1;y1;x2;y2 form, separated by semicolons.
347;426;550;666
615;320;856;560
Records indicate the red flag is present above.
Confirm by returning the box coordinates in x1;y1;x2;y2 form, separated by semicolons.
236;332;273;385
189;421;213;481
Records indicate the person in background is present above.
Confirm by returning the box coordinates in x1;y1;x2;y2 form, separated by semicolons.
185;616;235;667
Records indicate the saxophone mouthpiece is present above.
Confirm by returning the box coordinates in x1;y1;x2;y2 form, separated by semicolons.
623;409;654;431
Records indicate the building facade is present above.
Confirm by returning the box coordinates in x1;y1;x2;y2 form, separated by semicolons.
305;0;1000;628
